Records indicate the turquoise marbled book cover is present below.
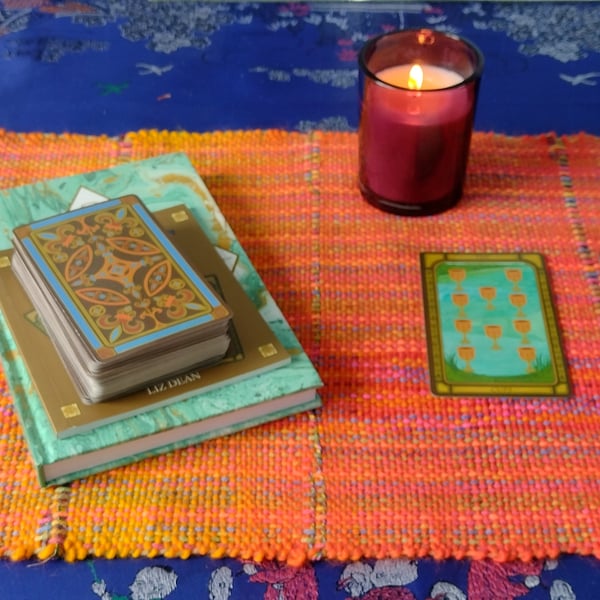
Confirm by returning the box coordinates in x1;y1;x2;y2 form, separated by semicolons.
0;153;323;486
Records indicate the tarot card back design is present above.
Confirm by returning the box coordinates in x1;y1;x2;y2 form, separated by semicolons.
13;195;231;362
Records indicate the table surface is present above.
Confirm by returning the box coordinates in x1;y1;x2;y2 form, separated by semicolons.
1;1;600;598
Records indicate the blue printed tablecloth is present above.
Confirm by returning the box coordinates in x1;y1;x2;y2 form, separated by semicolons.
0;1;598;136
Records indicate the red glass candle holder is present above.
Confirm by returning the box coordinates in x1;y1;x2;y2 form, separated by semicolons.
358;29;484;216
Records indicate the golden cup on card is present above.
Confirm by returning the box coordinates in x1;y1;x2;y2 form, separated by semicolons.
457;345;475;372
518;346;537;373
513;319;532;345
484;324;502;350
455;319;472;344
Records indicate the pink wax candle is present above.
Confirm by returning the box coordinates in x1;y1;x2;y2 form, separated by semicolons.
358;29;484;216
378;64;464;90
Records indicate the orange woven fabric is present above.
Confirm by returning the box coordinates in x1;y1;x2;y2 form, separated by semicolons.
0;129;599;564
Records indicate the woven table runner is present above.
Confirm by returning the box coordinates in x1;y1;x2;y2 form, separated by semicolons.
0;129;599;564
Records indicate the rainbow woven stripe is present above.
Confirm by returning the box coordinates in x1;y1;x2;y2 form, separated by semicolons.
0;129;599;565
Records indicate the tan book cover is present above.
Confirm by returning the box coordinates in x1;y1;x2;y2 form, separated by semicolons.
0;205;291;438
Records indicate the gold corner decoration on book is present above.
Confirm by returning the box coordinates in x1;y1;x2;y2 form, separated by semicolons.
258;343;279;358
170;209;189;223
61;404;82;419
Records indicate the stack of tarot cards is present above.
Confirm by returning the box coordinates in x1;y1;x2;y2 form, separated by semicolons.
11;195;232;404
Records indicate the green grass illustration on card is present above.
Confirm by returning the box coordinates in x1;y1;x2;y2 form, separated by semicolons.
421;252;570;397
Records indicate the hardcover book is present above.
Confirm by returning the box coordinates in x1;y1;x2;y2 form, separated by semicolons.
0;205;292;438
0;153;323;486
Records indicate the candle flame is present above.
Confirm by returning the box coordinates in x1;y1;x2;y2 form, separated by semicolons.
408;64;423;90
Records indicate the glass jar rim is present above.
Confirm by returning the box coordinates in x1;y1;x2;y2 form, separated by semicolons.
358;28;484;92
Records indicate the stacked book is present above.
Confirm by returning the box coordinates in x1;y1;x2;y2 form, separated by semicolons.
0;154;323;486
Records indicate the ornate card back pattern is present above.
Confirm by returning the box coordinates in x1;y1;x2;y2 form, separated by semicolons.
12;195;230;360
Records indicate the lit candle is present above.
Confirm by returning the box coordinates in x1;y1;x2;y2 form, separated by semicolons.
377;64;464;90
358;30;484;216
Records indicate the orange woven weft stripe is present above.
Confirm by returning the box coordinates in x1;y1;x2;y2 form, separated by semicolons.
0;129;599;564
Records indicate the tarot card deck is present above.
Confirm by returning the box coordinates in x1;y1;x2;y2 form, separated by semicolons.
11;195;232;404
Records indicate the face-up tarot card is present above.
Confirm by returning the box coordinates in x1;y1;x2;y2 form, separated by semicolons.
420;252;570;397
